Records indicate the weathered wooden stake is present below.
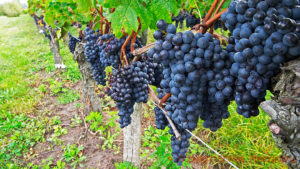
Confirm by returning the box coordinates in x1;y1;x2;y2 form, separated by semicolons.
123;103;142;166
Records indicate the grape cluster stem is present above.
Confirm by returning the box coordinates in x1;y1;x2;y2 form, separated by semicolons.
214;0;227;15
148;85;182;140
204;0;220;23
120;32;133;66
193;0;228;34
130;17;142;53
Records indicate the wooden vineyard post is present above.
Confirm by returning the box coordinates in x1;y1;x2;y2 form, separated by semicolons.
260;58;300;169
123;103;142;166
74;43;102;113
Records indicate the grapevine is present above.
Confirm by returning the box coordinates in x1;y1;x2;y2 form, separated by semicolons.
27;0;300;167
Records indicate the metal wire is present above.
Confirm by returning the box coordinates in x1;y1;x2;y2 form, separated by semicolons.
151;99;239;169
186;129;239;169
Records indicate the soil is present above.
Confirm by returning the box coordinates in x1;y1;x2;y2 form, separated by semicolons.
27;70;123;169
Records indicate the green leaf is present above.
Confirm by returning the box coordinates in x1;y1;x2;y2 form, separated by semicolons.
131;0;153;31
76;0;93;11
163;0;180;14
98;0;122;8
92;0;97;7
108;3;139;38
147;0;174;29
44;11;55;28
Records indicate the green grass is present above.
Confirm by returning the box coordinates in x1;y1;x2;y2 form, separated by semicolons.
62;144;86;168
191;97;286;169
0;1;23;17
0;15;79;167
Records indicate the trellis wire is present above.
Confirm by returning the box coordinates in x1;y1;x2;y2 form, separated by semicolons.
151;100;239;169
186;129;239;169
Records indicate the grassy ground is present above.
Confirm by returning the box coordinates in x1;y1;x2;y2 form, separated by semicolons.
0;14;84;168
0;15;287;169
0;1;23;17
0;15;51;167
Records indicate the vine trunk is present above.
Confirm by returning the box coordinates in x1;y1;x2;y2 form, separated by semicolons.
260;58;300;169
74;43;102;113
48;27;63;67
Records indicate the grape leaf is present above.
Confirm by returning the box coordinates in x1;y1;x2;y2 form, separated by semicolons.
108;3;139;38
131;0;153;32
147;0;174;29
163;0;181;14
76;0;93;11
45;11;55;27
98;0;122;8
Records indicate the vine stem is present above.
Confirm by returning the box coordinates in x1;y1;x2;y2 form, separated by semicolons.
100;6;103;35
214;0;227;15
195;0;227;33
78;30;84;39
74;21;84;39
159;93;171;107
130;18;141;53
213;33;228;45
92;20;105;31
95;6;110;34
89;11;98;29
209;25;214;34
132;42;155;62
198;27;204;33
204;0;220;22
105;22;110;34
130;32;138;53
121;32;133;66
148;85;182;140
95;6;108;23
204;8;227;28
104;9;114;33
193;0;202;21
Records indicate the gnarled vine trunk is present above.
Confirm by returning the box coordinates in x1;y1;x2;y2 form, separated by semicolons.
260;58;300;169
48;27;64;67
74;43;102;113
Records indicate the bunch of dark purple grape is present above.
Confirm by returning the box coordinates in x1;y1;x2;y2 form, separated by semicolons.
109;60;158;128
109;66;135;128
102;35;143;68
68;33;80;54
98;72;113;98
84;27;106;85
221;0;300;118
147;19;235;165
186;9;200;28
172;10;187;29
